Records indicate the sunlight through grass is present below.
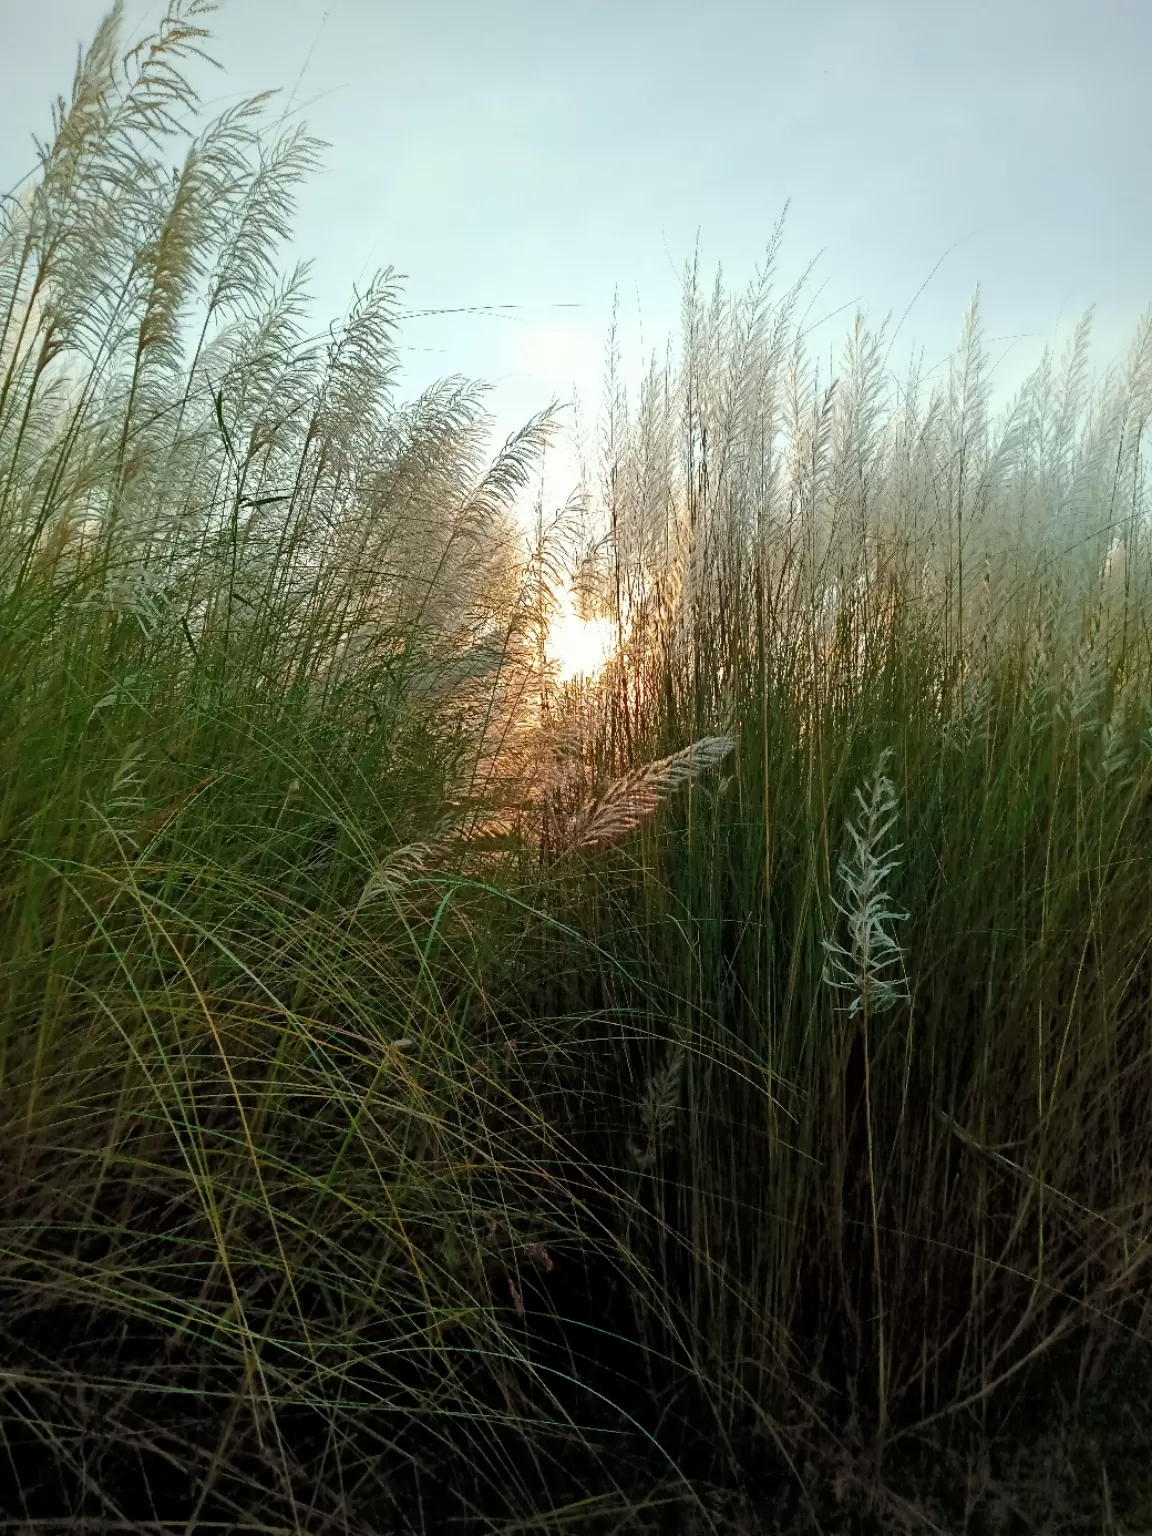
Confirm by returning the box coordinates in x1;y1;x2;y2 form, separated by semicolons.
2;4;1151;1530
544;582;618;682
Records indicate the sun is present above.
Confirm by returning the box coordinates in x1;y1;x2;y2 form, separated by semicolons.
544;585;617;684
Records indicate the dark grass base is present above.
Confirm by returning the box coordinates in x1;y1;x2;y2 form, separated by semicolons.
4;1279;1150;1534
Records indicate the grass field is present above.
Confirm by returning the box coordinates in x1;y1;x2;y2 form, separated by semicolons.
2;4;1152;1531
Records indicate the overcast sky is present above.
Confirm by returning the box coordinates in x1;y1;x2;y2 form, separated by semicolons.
3;0;1150;518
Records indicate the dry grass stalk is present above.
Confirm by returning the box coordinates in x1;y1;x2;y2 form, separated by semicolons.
630;1040;686;1171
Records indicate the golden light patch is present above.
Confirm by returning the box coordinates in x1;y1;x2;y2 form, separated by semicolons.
544;585;617;683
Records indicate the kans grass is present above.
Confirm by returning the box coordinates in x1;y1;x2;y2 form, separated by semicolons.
2;4;1152;1530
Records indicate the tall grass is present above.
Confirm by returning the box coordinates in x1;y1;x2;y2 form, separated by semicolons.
0;5;612;1525
542;224;1152;1524
3;4;1152;1531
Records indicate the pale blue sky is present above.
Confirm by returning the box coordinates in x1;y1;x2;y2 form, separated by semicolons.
3;0;1150;516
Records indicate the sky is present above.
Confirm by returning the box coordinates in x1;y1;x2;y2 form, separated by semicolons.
3;0;1150;527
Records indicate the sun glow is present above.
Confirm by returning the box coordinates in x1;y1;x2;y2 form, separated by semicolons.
544;585;617;684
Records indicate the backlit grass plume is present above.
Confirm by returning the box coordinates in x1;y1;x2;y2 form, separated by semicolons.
567;733;734;849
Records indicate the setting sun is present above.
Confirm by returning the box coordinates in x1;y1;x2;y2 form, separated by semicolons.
544;585;617;683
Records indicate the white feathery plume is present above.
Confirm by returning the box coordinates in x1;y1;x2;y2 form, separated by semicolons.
822;748;910;1017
